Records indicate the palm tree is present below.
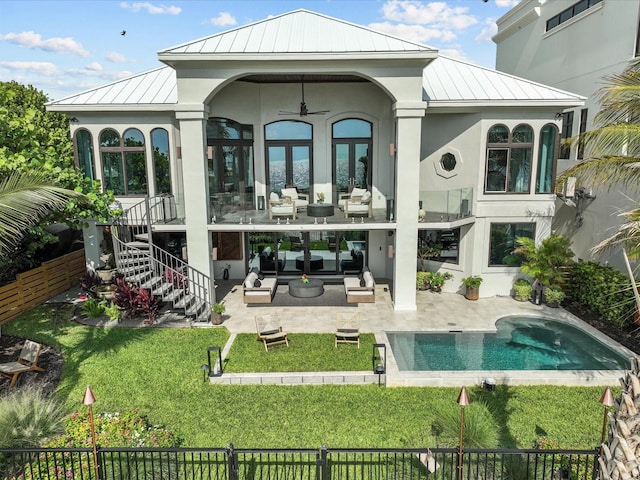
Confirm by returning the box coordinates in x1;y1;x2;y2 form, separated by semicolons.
0;171;83;253
559;59;640;191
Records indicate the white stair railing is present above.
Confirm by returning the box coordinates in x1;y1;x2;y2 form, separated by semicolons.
110;195;212;322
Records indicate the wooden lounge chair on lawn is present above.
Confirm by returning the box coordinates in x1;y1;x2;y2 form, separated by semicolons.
335;312;361;348
255;314;289;352
0;340;45;387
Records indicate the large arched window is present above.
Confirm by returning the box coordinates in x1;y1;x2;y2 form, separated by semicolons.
264;120;312;196
74;129;94;180
332;118;372;199
99;128;147;195
536;124;558;194
485;124;533;193
151;128;171;194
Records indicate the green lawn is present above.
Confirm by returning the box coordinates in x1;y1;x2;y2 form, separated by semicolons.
4;305;611;449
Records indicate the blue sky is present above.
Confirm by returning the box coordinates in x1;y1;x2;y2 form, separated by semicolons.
0;0;519;101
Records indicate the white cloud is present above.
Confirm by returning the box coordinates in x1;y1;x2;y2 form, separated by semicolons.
0;31;89;57
105;51;134;63
495;0;521;8
438;48;472;63
120;2;181;15
475;20;498;42
209;12;237;27
368;21;455;44
0;61;58;76
381;1;477;30
66;62;133;81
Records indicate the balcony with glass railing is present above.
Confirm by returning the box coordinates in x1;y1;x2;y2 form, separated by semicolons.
418;187;473;223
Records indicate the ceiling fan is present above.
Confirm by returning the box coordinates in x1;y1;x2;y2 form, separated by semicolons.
279;76;330;117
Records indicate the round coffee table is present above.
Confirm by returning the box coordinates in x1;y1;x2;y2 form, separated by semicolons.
307;203;334;217
295;255;324;271
288;278;324;298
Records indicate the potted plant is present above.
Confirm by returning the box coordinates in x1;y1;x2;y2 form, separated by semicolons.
430;272;453;293
461;276;483;300
416;271;432;290
513;278;532;302
543;285;565;307
417;243;442;271
316;192;325;203
211;302;226;325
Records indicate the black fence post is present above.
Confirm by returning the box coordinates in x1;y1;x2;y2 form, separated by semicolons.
318;445;328;480
227;443;238;480
592;447;600;480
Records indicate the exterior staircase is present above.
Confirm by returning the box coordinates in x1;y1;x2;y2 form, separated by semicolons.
110;195;212;323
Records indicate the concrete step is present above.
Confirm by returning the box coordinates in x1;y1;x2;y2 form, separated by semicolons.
125;241;150;249
163;288;185;304
185;299;206;316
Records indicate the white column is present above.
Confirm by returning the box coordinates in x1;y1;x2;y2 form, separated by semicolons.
176;108;214;302
392;102;426;311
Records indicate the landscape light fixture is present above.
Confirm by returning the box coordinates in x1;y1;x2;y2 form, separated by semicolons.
599;386;615;444
200;364;210;382
208;346;223;377
457;386;470;480
82;385;100;480
372;343;386;386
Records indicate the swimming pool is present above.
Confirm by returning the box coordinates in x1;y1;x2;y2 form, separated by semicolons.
387;316;631;371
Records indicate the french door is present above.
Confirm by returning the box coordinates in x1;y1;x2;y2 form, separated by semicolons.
266;143;311;197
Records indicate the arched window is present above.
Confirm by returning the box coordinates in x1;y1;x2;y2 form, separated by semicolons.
485;124;533;193
264;120;312;196
74;129;94;180
536;124;558;194
99;128;147;195
151;128;171;194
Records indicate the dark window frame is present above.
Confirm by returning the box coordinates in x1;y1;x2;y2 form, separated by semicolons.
74;128;94;180
577;109;588;159
545;0;602;32
484;123;534;194
98;127;148;196
488;222;536;267
560;111;574;159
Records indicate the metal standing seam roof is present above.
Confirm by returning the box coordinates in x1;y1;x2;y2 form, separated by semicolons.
46;9;584;108
47;67;177;107
423;55;585;106
158;9;435;56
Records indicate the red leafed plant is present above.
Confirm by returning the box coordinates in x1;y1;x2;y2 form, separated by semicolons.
137;288;159;323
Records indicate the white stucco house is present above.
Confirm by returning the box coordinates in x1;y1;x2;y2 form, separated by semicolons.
47;9;584;316
494;0;639;272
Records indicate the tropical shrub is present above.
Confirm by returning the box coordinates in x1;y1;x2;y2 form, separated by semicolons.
543;285;565;306
514;235;574;287
9;410;180;480
103;301;122;322
137;288;160;323
0;386;66;448
416;271;432;290
567;261;635;327
513;279;532;301
81;298;105;318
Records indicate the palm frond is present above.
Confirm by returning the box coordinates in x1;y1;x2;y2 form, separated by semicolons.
591;206;640;258
0;171;84;253
557;155;640;192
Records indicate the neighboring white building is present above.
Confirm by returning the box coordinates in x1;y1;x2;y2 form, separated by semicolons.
494;0;640;271
48;9;583;313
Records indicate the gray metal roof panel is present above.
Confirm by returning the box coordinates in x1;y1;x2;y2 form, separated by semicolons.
159;9;434;55
423;56;584;103
47;67;177;106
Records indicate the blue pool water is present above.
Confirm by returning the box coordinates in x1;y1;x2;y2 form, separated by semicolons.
387;316;631;371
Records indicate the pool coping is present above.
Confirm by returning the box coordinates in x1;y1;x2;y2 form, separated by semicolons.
379;310;638;387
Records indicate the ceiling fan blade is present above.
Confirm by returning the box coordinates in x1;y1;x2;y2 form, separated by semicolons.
278;110;300;115
307;110;330;115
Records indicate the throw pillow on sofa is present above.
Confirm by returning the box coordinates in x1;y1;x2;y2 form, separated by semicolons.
254;279;262;287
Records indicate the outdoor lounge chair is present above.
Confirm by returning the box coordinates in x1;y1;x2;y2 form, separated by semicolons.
335;312;360;348
255;314;289;352
0;340;45;387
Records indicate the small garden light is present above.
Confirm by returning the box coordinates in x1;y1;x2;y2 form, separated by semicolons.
372;343;386;386
599;386;614;444
457;386;470;480
200;364;210;382
82;385;100;480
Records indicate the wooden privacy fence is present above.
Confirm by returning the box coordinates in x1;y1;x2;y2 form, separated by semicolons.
0;249;85;323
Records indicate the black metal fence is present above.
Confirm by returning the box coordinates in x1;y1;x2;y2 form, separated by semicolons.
0;446;599;480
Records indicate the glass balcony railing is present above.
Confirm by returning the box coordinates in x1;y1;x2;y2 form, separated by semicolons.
419;187;473;222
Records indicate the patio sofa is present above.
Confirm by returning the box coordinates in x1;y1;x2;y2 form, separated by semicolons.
243;268;278;304
259;246;285;272
343;268;375;303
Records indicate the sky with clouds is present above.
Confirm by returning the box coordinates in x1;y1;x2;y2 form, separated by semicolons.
0;0;520;100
